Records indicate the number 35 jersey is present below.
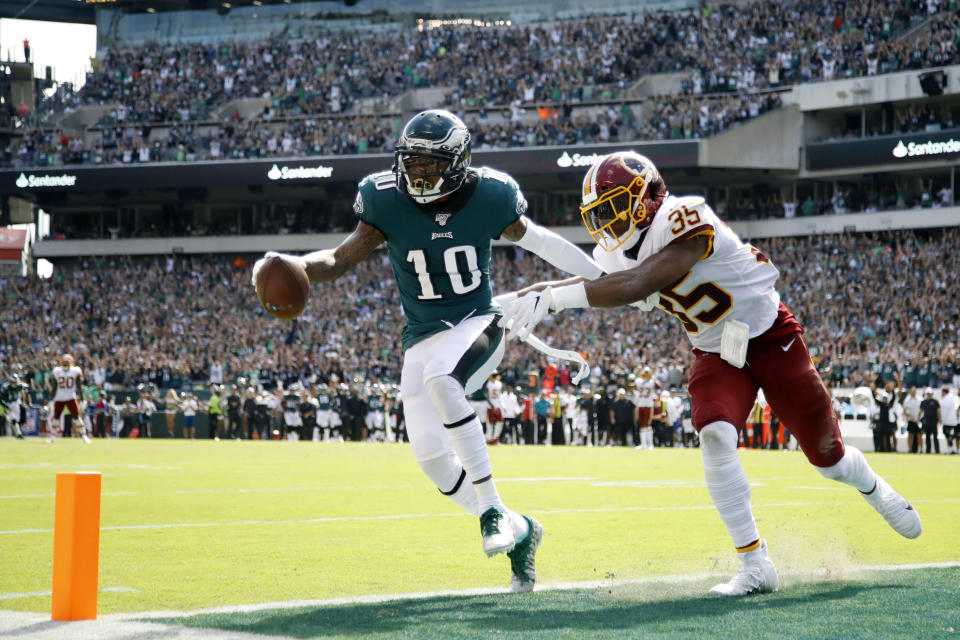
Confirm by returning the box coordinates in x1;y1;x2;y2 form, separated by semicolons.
591;194;781;354
354;167;525;351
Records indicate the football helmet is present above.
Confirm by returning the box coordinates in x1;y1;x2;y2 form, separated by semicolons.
59;354;74;367
395;109;471;204
580;151;665;251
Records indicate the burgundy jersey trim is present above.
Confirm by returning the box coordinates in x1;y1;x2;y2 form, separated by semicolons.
668;224;715;259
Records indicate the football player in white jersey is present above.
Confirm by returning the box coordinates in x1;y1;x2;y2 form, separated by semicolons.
48;354;90;443
485;373;505;443
501;151;922;596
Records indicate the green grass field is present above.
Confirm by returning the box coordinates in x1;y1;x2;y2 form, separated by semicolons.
1;439;958;638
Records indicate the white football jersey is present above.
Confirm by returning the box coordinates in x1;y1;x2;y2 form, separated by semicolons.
635;378;657;408
486;379;503;409
592;194;781;353
51;366;83;401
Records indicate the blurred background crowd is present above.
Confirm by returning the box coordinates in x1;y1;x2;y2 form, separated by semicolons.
5;0;958;168
2;227;958;447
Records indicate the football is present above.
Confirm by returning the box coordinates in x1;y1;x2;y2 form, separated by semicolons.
255;255;310;320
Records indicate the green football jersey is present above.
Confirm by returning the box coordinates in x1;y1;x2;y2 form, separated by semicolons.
316;392;331;410
368;394;385;411
355;167;526;350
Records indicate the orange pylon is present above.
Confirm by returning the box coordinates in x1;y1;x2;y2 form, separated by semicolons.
51;472;101;621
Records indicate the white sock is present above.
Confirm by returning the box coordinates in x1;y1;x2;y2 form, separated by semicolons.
473;476;504;514
813;445;876;493
509;510;530;539
700;421;760;548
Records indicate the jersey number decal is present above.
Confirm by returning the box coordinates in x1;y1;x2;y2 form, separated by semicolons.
57;376;75;389
658;278;733;333
406;246;482;300
667;206;701;235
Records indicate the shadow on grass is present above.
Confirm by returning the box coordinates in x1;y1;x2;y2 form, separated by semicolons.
154;582;909;639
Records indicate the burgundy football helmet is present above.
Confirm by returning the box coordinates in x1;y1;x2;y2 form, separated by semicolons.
580;151;665;251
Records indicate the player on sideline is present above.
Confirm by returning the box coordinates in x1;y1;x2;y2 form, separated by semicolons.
48;354;90;443
253;109;603;592
500;150;922;596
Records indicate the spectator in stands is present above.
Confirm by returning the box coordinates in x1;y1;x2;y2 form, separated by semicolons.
920;388;941;453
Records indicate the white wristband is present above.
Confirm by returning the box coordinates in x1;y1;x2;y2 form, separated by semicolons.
550;282;589;311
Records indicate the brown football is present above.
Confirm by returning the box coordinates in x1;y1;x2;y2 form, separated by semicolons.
255;255;310;320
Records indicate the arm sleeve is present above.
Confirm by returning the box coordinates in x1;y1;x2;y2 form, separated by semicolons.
514;218;604;279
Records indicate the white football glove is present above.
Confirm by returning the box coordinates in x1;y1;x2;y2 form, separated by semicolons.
499;287;554;342
492;292;519;330
251;251;307;287
631;292;660;312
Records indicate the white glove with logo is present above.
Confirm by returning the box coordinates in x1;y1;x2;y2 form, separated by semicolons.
251;251;307;287
499;288;555;342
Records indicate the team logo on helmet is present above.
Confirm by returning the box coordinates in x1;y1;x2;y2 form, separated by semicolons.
580;151;662;252
394;109;472;205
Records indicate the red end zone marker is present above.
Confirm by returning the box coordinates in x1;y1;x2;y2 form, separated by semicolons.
51;471;102;620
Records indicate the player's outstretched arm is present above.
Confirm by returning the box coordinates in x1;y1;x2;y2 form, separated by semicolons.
301;221;385;283
580;235;708;308
252;221;385;286
502;217;603;280
502;236;707;341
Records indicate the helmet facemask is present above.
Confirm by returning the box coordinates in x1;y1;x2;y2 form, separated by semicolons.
397;151;461;204
580;175;648;252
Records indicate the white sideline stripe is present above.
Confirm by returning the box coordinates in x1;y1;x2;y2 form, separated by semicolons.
2;498;958;536
0;478;596;501
0;587;137;600
0;491;137;500
118;561;960;620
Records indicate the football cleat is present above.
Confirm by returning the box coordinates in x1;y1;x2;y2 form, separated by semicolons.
709;539;780;596
861;477;922;539
507;515;544;592
479;507;516;557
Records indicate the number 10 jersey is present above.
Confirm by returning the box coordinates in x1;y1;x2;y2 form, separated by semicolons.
354;167;525;351
592;194;781;354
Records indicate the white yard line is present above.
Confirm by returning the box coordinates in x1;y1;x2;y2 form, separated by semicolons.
0;587;136;601
0;477;596;500
2;498;958;536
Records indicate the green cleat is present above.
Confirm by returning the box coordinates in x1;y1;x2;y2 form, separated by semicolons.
479;507;516;557
507;515;543;592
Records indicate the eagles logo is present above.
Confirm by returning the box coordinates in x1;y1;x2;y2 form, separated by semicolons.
434;213;452;226
353;192;364;215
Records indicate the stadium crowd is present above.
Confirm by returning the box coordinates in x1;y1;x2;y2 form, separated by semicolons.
2;227;958;403
51;0;952;122
6;0;957;168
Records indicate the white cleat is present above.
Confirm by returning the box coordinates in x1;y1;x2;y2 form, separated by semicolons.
709;539;780;596
479;507;516;557
861;477;922;539
82;434;92;444
46;437;55;443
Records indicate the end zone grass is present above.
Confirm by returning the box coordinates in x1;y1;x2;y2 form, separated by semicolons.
160;566;960;639
1;439;958;628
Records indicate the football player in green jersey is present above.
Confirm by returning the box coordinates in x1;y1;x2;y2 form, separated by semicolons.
253;109;602;592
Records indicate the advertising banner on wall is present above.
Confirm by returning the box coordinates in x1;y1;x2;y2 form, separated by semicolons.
0;141;698;196
807;129;960;170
